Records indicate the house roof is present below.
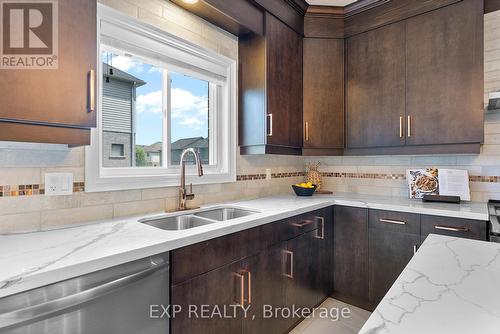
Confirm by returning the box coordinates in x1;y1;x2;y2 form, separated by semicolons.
139;137;208;153
171;137;208;150
102;63;146;87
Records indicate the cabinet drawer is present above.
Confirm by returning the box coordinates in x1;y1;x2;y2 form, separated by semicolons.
281;210;324;240
421;215;487;241
369;210;420;235
172;223;280;285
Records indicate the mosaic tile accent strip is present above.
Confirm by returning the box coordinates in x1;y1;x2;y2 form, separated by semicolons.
236;172;306;181
321;172;500;183
0;183;82;197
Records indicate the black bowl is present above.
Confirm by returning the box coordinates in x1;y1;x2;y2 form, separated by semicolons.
292;184;317;196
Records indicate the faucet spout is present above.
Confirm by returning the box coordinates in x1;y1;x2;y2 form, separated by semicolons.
176;148;204;211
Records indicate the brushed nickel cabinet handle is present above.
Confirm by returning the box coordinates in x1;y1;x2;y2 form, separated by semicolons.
435;225;469;232
233;272;245;307
283;250;294;279
407;115;411;137
267;114;273;136
413;245;418;254
305;121;310;142
88;69;95;113
315;216;325;239
246;271;252;305
291;220;314;228
379;218;406;225
399;116;403;138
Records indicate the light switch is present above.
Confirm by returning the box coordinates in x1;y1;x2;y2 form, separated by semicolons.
44;173;73;196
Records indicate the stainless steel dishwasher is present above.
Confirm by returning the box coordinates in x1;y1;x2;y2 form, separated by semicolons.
0;252;170;334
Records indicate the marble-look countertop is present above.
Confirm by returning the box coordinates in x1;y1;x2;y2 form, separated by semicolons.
0;193;489;298
360;234;500;334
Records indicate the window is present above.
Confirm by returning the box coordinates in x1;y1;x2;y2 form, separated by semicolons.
110;144;124;158
86;5;236;192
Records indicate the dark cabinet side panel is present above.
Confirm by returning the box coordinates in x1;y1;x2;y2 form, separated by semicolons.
346;22;406;149
333;206;369;308
405;0;484;146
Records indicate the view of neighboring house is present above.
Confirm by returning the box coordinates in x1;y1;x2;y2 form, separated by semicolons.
137;137;209;167
101;63;146;167
171;137;209;165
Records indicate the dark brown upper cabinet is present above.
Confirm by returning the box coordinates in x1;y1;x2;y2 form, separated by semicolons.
405;0;484;148
346;22;406;150
345;0;484;155
0;0;96;145
303;38;344;156
239;12;303;155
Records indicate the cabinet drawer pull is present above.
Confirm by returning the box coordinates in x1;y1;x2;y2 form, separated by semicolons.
413;245;418;254
315;216;325;239
283;250;294;279
379;218;406;225
291;220;314;228
246;271;252;305
407;115;411;137
233;272;245;307
435;225;469;233
88;69;95;113
399;116;403;138
267;114;273;136
305;121;310;142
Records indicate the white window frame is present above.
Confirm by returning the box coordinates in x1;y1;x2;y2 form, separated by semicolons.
85;5;237;192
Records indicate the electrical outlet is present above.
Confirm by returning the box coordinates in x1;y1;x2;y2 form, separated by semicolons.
44;173;73;196
266;168;272;180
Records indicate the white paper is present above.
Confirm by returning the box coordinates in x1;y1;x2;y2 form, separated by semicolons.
438;169;471;201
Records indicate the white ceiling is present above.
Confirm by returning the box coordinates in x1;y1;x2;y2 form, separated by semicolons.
306;0;358;6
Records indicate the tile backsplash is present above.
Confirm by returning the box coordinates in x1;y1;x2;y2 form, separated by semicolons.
1;4;500;233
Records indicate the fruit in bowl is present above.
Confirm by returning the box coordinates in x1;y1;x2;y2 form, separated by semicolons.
292;182;317;196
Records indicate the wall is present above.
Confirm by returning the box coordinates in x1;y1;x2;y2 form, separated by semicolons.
0;0;305;234
305;10;500;203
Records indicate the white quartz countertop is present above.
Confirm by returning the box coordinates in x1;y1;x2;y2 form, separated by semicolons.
360;234;500;334
0;193;489;298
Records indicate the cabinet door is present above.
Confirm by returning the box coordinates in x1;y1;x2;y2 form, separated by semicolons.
265;13;303;149
284;230;320;330
368;229;420;305
333;206;369;308
346;22;406;149
171;261;243;334
303;38;344;152
242;245;287;334
0;0;96;128
405;0;484;146
314;207;333;302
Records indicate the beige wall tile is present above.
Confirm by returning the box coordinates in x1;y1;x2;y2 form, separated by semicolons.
113;199;165;217
0;213;41;234
41;205;113;229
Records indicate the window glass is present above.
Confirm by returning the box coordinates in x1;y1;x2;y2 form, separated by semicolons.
110;144;124;157
101;50;164;168
170;72;210;166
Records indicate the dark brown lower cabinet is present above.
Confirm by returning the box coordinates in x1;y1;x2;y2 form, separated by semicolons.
368;229;420;305
421;215;488;241
284;230;320;330
332;206;370;309
171;208;333;334
242;245;286;334
171;260;244;334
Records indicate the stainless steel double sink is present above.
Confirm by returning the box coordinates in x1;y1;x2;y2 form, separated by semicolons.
138;207;259;231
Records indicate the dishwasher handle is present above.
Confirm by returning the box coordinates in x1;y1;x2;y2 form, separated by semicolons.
0;258;167;330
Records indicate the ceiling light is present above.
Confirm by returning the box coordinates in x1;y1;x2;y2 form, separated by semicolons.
181;0;199;4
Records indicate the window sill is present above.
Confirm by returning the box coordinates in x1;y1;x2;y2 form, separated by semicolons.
109;156;126;159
